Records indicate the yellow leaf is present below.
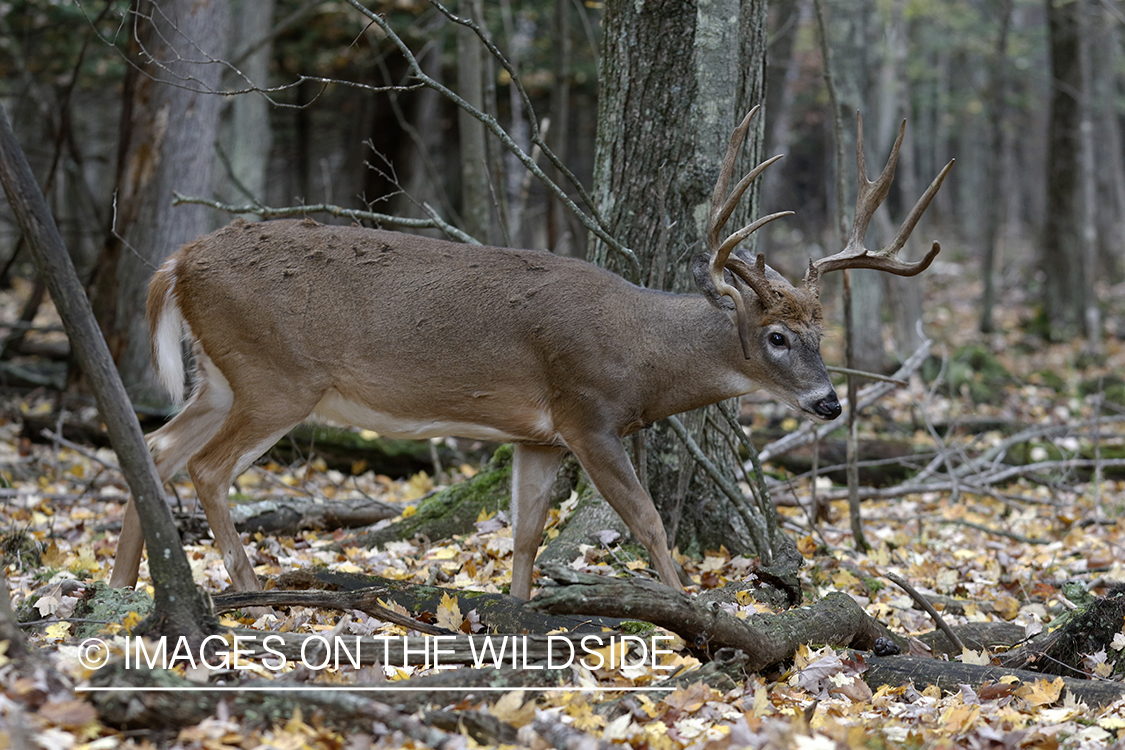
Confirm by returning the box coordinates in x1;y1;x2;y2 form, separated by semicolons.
992;595;1021;621
122;611;143;633
831;570;861;589
961;647;991;666
490;691;536;728
1018;677;1064;708
45;622;71;640
939;704;979;735
797;535;818;557
41;540;69;568
402;472;433;501
435;592;463;632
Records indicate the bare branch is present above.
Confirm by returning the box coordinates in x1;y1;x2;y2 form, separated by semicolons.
172;193;479;245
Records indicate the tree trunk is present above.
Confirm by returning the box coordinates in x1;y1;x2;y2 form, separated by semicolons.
547;0;575;257
1090;2;1125;285
227;0;275;214
1075;0;1100;351
825;0;887;374
1041;0;1087;339
979;0;1012;334
456;0;491;243
89;0;230;406
589;0;784;566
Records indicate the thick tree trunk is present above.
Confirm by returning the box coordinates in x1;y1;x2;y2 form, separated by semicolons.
1041;0;1087;339
588;0;785;566
979;0;1012;334
89;0;230;405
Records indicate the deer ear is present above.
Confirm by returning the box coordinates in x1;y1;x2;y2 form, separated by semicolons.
691;252;736;311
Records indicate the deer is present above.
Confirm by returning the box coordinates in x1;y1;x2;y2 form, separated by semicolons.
108;109;951;600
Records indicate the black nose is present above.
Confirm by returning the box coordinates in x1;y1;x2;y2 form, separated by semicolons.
814;392;842;420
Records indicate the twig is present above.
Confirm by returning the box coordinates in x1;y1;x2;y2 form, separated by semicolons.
171;193;479;245
40;429;120;473
666;414;772;565
934;518;1049;545
884;571;964;653
825;365;907;386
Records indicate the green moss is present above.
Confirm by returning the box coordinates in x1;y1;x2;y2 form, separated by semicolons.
344;445;513;549
619;620;657;635
72;582;154;639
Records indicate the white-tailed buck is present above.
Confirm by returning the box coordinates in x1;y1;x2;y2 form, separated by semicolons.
109;110;951;599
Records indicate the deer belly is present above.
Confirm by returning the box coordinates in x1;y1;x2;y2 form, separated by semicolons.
312;390;547;442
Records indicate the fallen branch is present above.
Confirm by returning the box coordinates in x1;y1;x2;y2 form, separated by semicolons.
530;566;900;672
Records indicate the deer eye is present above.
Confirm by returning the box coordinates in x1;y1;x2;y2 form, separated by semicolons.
768;332;787;348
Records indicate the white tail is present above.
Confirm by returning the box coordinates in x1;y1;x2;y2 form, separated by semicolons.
149;269;187;405
109;110;950;598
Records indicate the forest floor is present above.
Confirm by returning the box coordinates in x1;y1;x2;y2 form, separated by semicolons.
2;251;1125;749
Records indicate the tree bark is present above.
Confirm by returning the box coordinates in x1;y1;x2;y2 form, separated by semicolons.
587;0;790;570
456;0;491;243
89;0;230;405
1041;0;1087;339
227;0;276;214
979;0;1012;334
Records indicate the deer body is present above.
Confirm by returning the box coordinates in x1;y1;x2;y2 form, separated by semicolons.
164;219;795;444
109;109;949;599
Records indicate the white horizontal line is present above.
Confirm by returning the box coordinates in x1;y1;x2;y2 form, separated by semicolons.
77;685;676;693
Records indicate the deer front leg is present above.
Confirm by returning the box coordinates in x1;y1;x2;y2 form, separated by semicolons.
509;443;567;600
566;434;685;593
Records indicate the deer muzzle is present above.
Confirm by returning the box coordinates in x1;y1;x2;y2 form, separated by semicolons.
811;392;842;421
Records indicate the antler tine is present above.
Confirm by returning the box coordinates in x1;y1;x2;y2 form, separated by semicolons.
884;157;955;260
707;107;787;292
847;115;903;258
707;106;759;255
717;210;795;260
704;106;791;359
804;114;954;296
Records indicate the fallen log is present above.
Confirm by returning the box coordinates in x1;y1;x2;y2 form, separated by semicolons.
530;566;903;671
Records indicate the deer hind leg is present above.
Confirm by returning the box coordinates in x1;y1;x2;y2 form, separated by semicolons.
186;393;320;592
109;352;234;588
509;444;567;599
566;434;685;594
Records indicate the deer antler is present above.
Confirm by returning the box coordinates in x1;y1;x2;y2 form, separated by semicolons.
804;113;955;297
707;106;793;357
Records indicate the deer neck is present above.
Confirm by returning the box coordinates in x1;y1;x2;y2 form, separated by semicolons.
636;293;758;424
